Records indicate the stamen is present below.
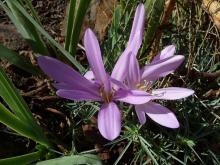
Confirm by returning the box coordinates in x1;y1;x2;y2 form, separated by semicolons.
99;85;113;103
136;80;152;92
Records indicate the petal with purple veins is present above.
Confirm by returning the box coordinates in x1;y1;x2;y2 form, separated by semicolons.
135;105;147;125
141;55;185;81
151;45;176;63
128;55;141;87
38;56;99;94
115;89;152;105
56;89;101;101
128;4;145;55
152;87;194;100
111;4;145;82
84;29;110;92
98;102;121;140
111;48;132;82
140;102;180;128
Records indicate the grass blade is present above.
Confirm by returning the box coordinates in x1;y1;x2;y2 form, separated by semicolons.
0;103;35;140
0;44;40;75
139;136;159;165
113;140;132;165
68;0;90;56
140;0;165;57
0;1;85;72
4;0;49;55
0;66;52;147
0;66;33;122
64;0;76;51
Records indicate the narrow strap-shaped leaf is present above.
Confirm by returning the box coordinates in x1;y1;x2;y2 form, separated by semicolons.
68;0;90;55
0;1;85;72
0;149;44;165
64;0;77;51
0;103;35;139
0;44;40;75
0;67;52;148
0;66;33;123
5;0;49;55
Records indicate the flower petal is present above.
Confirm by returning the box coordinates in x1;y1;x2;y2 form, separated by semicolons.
128;55;141;87
152;87;194;100
56;89;101;101
140;102;179;128
111;49;132;82
141;55;185;81
111;32;142;82
128;3;145;55
135;105;147;125
115;89;152;105
111;4;145;82
38;56;99;93
84;70;95;80
98;102;121;140
84;29;110;91
151;45;176;63
53;82;73;90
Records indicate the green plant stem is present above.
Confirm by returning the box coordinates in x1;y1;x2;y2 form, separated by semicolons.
139;136;159;165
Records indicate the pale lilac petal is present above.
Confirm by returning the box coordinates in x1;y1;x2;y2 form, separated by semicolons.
111;3;145;82
140;102;179;128
38;56;99;94
152;87;194;100
110;78;129;90
141;55;185;81
53;82;73;90
56;89;101;101
84;70;94;80
111;49;132;82
135;105;146;125
128;55;141;87
115;90;152;105
151;45;176;63
84;29;110;91
128;3;145;54
98;102;121;140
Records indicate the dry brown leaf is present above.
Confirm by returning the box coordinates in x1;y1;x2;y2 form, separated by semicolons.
203;0;220;31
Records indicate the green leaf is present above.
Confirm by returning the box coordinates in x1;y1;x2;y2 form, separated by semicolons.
0;66;52;148
36;154;102;165
66;0;90;56
0;150;44;165
3;0;49;55
64;0;77;51
0;1;85;72
0;66;33;123
0;103;35;140
0;44;40;75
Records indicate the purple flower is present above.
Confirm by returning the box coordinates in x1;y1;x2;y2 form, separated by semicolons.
111;3;145;82
37;4;148;141
126;46;194;128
